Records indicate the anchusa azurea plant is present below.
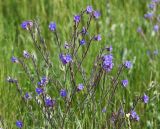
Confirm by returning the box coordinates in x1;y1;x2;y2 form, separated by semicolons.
8;6;149;129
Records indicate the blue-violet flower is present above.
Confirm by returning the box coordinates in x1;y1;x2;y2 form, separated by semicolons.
74;15;81;23
86;6;93;13
49;22;56;31
21;21;33;30
11;56;19;63
77;83;84;91
59;54;72;65
16;120;23;128
36;88;43;95
93;11;101;19
60;89;67;97
121;79;128;87
142;94;149;104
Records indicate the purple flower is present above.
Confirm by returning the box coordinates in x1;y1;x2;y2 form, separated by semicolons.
130;110;137;118
23;50;30;58
21;21;33;30
59;53;72;65
124;61;132;69
11;56;19;63
148;3;155;9
137;27;142;33
147;50;150;56
86;6;93;13
77;83;84;91
93;11;101;19
49;22;56;31
45;98;55;107
135;115;140;121
153;50;158;55
152;0;159;3
94;34;101;41
103;54;113;61
16;120;23;128
38;76;48;86
102;108;106;113
102;54;114;72
105;45;113;52
60;89;67;97
21;21;28;29
80;39;86;45
144;12;153;19
59;54;67;64
103;62;114;72
24;92;30;99
36;88;43;95
142;94;149;104
65;54;72;63
121;80;128;87
74;15;81;23
130;110;140;121
81;27;87;34
119;108;125;117
154;25;159;32
110;113;117;123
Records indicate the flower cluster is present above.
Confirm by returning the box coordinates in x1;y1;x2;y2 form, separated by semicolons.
60;89;67;97
74;15;81;23
142;94;149;104
37;76;48;86
144;12;154;20
16;120;23;128
24;92;32;100
36;87;43;95
11;56;19;63
79;39;86;45
124;61;132;69
23;50;30;58
59;53;72;65
77;83;84;91
102;54;114;72
121;79;128;87
86;6;93;13
21;21;33;30
93;11;101;19
130;110;140;121
49;22;56;31
45;97;56;107
94;34;101;41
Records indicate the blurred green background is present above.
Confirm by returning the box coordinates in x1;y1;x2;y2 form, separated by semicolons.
0;0;160;128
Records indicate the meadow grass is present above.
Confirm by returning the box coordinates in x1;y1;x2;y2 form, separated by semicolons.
0;0;160;128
